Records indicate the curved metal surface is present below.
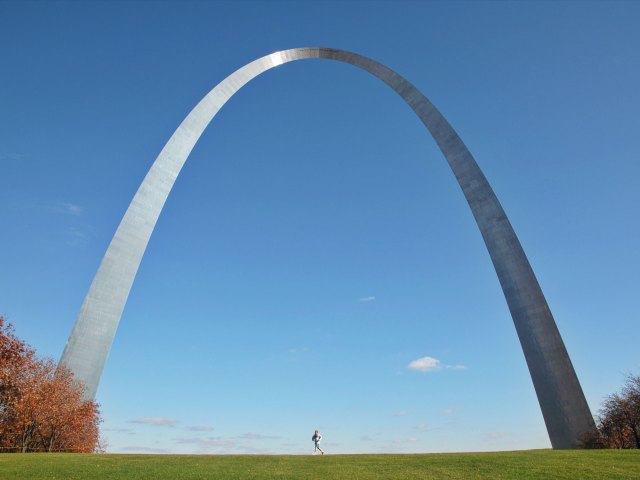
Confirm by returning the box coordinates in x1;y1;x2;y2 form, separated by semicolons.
60;47;595;448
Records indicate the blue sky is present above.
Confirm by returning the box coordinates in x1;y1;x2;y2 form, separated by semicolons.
1;0;639;454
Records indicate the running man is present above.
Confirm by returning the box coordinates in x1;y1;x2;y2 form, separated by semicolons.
312;430;324;455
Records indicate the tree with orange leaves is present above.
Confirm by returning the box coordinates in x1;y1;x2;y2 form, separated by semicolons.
0;316;101;452
34;361;100;452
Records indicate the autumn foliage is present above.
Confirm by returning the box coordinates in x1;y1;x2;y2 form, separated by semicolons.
0;316;101;452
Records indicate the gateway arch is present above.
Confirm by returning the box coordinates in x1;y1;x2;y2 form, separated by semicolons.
60;48;595;449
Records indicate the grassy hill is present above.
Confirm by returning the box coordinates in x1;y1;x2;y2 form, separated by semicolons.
1;449;638;479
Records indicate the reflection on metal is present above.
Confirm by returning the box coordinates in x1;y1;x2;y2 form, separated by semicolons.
60;48;595;448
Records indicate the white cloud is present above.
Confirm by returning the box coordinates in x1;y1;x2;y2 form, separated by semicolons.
130;417;178;426
443;407;457;415
358;296;376;302
407;356;442;372
414;423;429;431
407;356;466;373
392;410;409;417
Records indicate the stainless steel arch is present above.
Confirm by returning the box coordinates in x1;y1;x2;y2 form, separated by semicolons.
60;47;595;449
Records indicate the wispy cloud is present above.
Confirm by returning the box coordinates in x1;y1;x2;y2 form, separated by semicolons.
284;346;310;364
130;417;178;426
103;427;134;433
391;436;418;445
66;226;89;247
44;202;92;247
172;437;287;455
358;296;376;302
234;446;278;454
174;437;237;448
414;423;429;431
51;202;83;216
62;202;82;216
239;433;281;440
483;431;513;441
287;347;309;354
0;153;29;161
407;356;466;373
392;410;409;417
443;407;457;415
186;425;215;432
120;446;170;453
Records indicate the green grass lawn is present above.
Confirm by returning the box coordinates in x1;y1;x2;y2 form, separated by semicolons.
1;450;638;480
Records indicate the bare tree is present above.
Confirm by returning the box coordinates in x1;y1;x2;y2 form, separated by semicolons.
590;374;640;449
621;375;640;448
